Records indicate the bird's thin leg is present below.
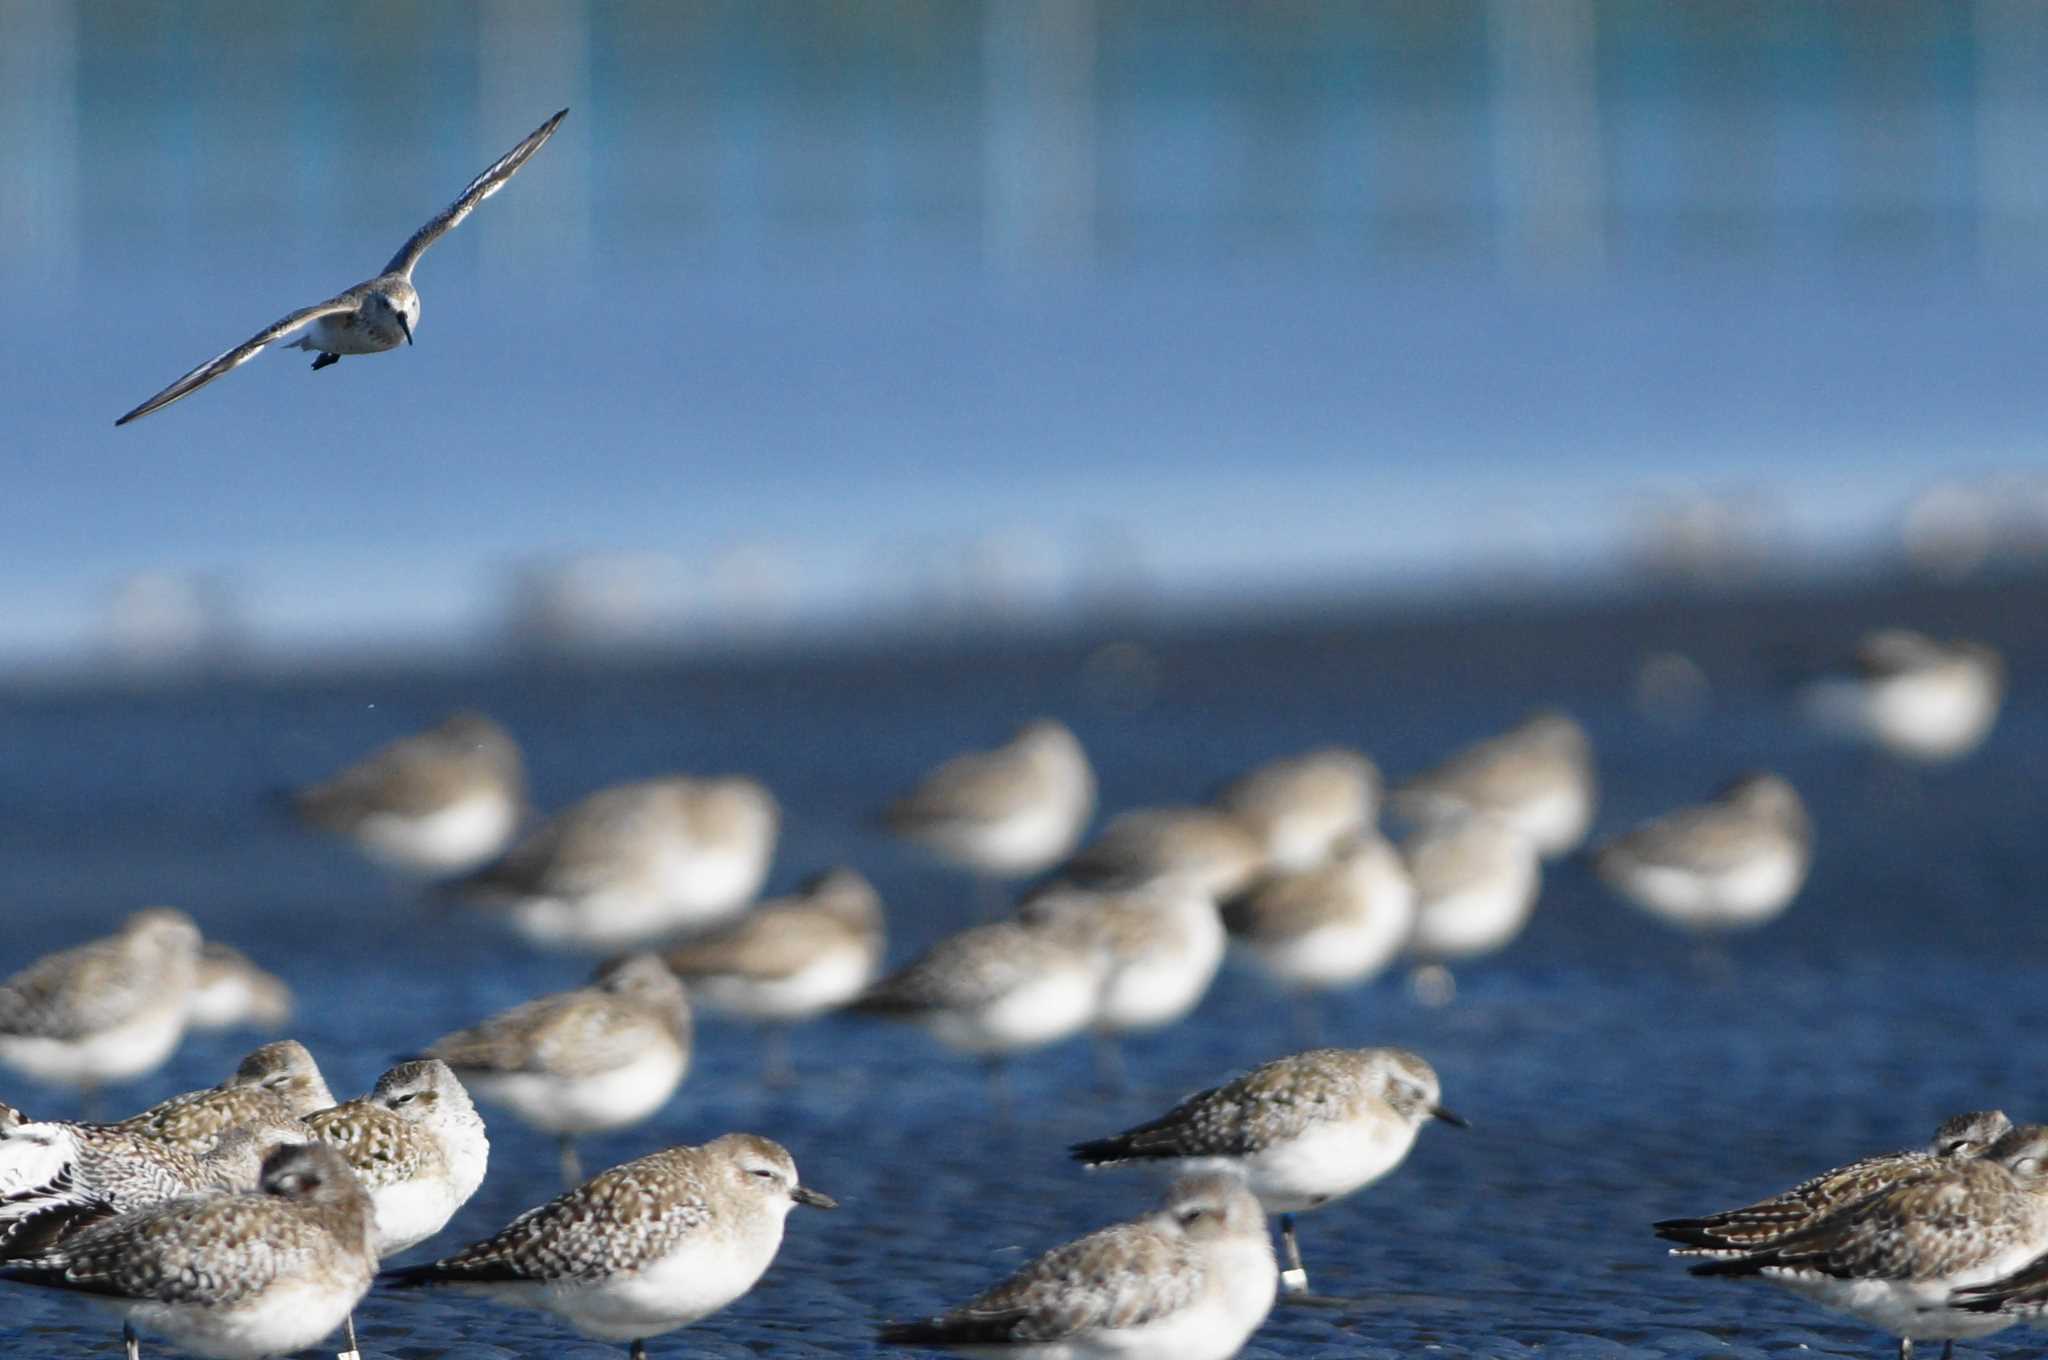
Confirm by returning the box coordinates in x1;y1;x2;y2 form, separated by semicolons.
984;1057;1012;1121
1898;1339;1912;1360
1279;1214;1309;1294
1290;992;1324;1048
1092;1031;1127;1094
311;353;340;371
124;1321;140;1360
559;1135;582;1186
337;1309;361;1359
630;1340;649;1360
761;1025;796;1089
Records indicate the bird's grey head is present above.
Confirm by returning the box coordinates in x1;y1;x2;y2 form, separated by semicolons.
122;906;203;960
229;1040;333;1113
259;1142;364;1208
594;953;691;1029
372;1058;476;1127
1373;1048;1467;1130
367;282;419;344
1933;1110;2014;1159
712;1132;837;1212
203;1125;307;1192
1987;1124;2048;1185
1716;771;1806;826
1160;1172;1266;1243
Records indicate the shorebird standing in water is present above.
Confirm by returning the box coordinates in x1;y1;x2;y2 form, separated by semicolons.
115;109;568;426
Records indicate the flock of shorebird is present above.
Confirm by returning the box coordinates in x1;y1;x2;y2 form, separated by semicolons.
0;621;2008;1359
79;90;2032;1360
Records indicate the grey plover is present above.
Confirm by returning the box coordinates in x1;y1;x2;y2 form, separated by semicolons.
1067;807;1269;902
0;908;202;1112
0;1142;376;1360
852;916;1106;1071
187;942;294;1034
115;110;568;425
424;953;690;1184
1692;1122;2048;1360
1401;812;1541;1001
288;711;526;877
880;1172;1276;1360
1806;629;2006;763
1071;1046;1464;1293
1222;830;1417;996
382;1133;834;1360
452;774;779;950
306;1060;488;1360
883;719;1097;886
118;1039;335;1156
1392;709;1597;858
305;1059;488;1257
660;867;885;1081
1213;746;1381;873
1592;772;1812;935
0;1113;289;1259
1656;1110;2012;1257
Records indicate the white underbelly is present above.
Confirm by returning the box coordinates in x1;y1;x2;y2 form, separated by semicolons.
925;968;1098;1055
463;1041;687;1135
1499;782;1594;858
1409;863;1538;961
306;313;403;356
355;791;519;876
125;1270;369;1360
1096;916;1225;1034
689;950;875;1022
1225;1115;1421;1213
541;1227;783;1339
0;1001;189;1086
371;1173;461;1256
1616;842;1807;930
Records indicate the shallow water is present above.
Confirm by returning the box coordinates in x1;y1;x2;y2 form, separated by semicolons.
1;577;2044;1358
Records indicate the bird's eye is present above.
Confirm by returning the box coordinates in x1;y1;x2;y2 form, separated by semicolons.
750;1168;776;1180
393;1092;417;1105
1178;1208;1206;1226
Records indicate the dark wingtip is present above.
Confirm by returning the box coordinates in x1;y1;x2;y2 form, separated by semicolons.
1069;1137;1124;1165
378;1265;437;1291
877;1321;946;1345
1688;1255;1763;1278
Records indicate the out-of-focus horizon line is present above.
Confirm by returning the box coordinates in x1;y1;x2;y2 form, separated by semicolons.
19;470;2043;685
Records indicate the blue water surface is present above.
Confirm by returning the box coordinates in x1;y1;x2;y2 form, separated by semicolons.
0;577;2042;1359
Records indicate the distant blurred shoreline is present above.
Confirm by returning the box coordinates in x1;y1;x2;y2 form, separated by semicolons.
12;563;2041;701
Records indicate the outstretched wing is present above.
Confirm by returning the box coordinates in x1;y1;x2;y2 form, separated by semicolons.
381;109;568;279
115;296;359;426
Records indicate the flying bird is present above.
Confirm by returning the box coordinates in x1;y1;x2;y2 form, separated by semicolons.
115;108;568;426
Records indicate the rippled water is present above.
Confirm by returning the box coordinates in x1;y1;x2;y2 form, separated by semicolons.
1;577;2043;1358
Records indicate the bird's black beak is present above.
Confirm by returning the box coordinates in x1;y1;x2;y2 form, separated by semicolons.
792;1185;838;1210
398;313;414;345
1432;1105;1470;1129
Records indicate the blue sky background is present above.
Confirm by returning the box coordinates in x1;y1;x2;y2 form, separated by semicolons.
6;1;2048;665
